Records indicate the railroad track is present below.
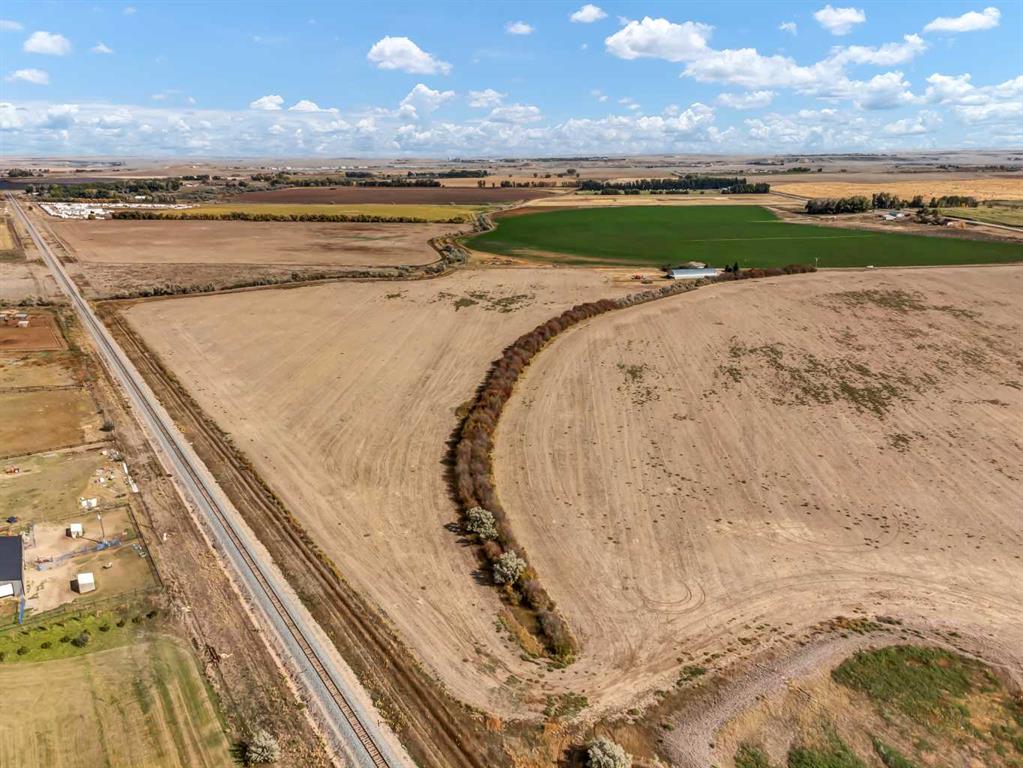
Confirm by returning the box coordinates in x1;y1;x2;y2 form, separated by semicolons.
7;193;401;768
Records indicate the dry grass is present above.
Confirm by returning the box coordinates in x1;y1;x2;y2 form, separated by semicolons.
773;177;1023;201
173;202;485;221
0;389;100;457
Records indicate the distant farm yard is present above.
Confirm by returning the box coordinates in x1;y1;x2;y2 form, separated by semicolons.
467;205;1023;267
233;185;556;204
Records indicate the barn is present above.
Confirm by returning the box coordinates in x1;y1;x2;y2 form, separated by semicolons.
667;267;718;280
0;536;24;599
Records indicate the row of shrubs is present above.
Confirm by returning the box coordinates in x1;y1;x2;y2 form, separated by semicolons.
110;210;466;224
454;262;816;661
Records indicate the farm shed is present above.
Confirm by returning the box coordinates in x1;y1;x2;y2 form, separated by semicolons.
0;536;24;599
667;267;718;280
67;522;84;539
75;572;96;594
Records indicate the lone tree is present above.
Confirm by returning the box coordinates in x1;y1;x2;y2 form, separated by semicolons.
587;737;631;768
465;507;498;541
492;551;527;585
244;729;281;765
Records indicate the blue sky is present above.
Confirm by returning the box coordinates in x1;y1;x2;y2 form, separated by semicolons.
1;1;1021;156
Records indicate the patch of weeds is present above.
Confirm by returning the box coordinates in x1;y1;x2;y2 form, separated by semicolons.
617;362;660;405
832;646;981;729
453;296;479;311
886;433;913;452
736;744;777;768
871;738;918;768
824;289;929;314
543;692;588;720
384;291;404;300
677;665;707;685
451;290;535;313
787;727;866;768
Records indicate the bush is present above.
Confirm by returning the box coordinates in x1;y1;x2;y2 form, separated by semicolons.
16;646;29;655
588;737;631;768
465;507;498;540
492;551;527;585
70;630;91;648
244;729;281;765
40;641;52;649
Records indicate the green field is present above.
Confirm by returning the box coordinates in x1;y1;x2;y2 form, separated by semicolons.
468;205;1023;268
941;204;1023;227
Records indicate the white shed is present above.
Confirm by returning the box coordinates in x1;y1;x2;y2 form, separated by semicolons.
68;523;84;539
76;572;96;593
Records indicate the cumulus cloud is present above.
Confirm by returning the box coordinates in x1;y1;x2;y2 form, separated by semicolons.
618;96;641;111
717;90;775;109
571;4;607;23
779;21;798;35
605;17;712;62
23;30;72;55
923;72;1023;125
367;36;451;75
506;21;534;35
7;68;49;85
883;111;941;135
91;42;114;54
924;7;1000;33
249;94;284;111
488;104;542;123
467;88;504;108
591;88;609;102
828;34;925;67
289;99;327;112
813;5;866;35
0;19;23;31
400;83;455;115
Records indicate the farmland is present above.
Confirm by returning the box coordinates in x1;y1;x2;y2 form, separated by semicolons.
942;203;1023;227
123;268;639;714
163;202;486;221
0;638;232;768
468;205;1023;267
773;177;1023;201
0;389;101;457
233;185;555;204
493;266;1022;711
52;218;454;266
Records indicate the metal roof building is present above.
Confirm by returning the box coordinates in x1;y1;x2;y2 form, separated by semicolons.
667;267;718;280
0;536;24;599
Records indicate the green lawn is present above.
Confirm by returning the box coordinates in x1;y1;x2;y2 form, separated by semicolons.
467;205;1023;268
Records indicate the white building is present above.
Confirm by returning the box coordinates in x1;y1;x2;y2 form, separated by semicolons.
75;572;96;593
667;267;718;280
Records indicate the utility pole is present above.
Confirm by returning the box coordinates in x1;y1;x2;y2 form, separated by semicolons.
97;513;107;542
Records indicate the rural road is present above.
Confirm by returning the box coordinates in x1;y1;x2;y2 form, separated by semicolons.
7;194;412;768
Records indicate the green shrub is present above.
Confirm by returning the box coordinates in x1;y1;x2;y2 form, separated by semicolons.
587;736;631;768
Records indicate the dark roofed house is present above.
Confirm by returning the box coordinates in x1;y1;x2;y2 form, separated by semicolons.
0;536;24;599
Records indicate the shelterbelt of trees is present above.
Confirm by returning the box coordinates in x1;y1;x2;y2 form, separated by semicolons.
579;176;770;194
805;192;980;214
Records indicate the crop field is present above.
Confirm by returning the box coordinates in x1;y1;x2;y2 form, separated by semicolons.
493;266;1022;710
468;205;1023;267
52;218;453;267
0;639;232;767
124;268;638;715
233;185;555;204
169;202;486;221
0;389;101;458
942;203;1023;227
773;177;1023;201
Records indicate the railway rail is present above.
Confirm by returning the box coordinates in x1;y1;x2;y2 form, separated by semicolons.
6;192;404;768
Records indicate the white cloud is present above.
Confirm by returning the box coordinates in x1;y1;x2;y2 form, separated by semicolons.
618;96;641;111
488;104;542;123
571;4;607;23
851;72;918;109
883;111;941;135
23;30;72;56
91;42;114;54
605;17;712;62
400;83;455;114
779;21;798;35
467;88;504;108
0;19;23;31
268;124;286;135
506;21;534;35
249;94;284;111
591;89;609;102
828;34;925;67
923;73;1023;125
367;36;451;75
6;68;49;85
123;6;137;15
289;99;326;112
685;48;820;90
813;5;866;35
717;90;775;109
924;7;1000;33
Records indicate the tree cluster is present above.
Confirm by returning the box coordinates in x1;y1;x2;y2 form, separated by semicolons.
723;182;771;194
579;175;763;192
110;210;464;224
27;178;183;200
804;196;871;214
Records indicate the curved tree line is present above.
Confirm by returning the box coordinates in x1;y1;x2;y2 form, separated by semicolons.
453;262;817;662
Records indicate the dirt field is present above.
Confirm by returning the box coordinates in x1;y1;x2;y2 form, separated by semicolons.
0;639;232;767
0;314;65;352
773;177;1023;201
124;267;638;715
51;219;453;267
492;266;1023;713
518;192;799;209
233;186;556;204
0;352;76;388
0;389;101;457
